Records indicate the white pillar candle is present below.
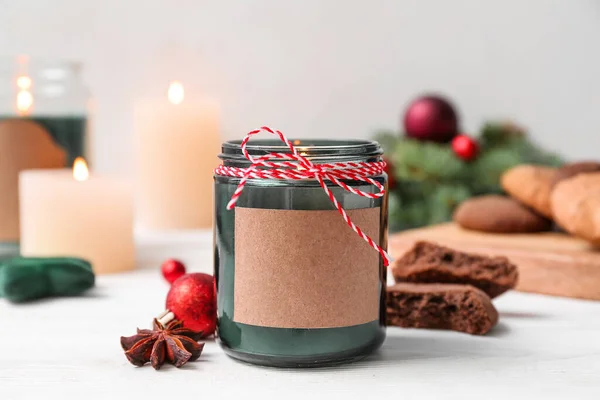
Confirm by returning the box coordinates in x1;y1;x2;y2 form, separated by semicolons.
134;82;220;230
19;159;135;274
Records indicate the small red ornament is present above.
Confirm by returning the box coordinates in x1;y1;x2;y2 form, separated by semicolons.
166;273;216;336
383;158;397;190
451;134;479;161
161;259;186;284
403;95;459;143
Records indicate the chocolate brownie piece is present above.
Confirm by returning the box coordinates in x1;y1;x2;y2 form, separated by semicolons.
386;283;498;335
392;241;518;298
550;161;600;188
453;195;552;233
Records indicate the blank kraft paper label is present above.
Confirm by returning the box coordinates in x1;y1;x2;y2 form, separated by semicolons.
234;207;381;329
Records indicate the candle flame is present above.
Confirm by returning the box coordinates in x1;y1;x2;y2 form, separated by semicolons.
17;75;32;89
16;90;33;114
168;81;185;105
73;157;89;181
293;140;301;145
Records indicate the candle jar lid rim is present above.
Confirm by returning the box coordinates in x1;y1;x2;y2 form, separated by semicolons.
220;138;383;164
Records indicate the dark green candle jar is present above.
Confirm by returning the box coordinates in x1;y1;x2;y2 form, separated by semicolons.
214;129;389;368
0;57;89;257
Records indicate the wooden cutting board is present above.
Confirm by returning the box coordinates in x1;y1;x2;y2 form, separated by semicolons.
389;223;600;300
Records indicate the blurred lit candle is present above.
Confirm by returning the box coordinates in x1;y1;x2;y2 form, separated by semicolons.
19;158;135;274
134;81;220;230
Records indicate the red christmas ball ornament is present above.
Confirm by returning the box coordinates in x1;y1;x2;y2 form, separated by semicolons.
403;95;459;143
383;158;397;190
451;134;479;161
161;259;186;284
166;273;216;336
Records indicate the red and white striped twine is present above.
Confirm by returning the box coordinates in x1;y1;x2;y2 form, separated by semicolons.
214;126;392;266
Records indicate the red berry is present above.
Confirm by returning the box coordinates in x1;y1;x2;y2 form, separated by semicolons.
383;158;397;190
166;273;216;336
161;259;186;284
451;134;479;161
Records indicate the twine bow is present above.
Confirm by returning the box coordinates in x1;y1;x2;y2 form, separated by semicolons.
214;126;392;266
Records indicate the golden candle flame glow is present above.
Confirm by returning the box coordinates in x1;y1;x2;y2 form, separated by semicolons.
293;140;301;145
17;76;32;89
16;90;33;114
73;157;89;181
167;81;185;105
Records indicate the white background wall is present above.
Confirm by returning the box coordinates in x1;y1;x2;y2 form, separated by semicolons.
1;0;599;175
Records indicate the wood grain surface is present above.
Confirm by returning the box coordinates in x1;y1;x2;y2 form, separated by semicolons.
389;223;600;300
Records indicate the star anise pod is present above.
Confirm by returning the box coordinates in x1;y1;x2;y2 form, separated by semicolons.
120;318;204;370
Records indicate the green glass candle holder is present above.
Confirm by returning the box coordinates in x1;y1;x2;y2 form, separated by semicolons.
214;138;388;368
0;57;89;252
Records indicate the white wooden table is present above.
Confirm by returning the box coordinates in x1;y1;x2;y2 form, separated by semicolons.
1;233;600;399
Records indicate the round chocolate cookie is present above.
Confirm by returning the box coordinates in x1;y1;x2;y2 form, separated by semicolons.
501;165;556;218
453;195;552;233
550;161;600;188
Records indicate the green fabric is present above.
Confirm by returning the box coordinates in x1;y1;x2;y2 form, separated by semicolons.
374;121;563;231
0;257;95;303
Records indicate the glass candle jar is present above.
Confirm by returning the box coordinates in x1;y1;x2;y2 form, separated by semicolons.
0;56;89;255
214;133;388;367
